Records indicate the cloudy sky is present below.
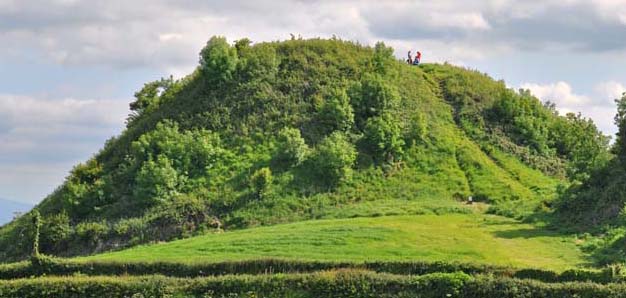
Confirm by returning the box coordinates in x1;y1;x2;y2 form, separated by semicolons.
1;0;626;204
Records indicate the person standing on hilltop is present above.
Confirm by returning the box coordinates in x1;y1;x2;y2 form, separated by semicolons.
407;50;413;64
413;51;422;65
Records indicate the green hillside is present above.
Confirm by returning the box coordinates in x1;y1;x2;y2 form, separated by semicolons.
80;214;587;271
0;37;608;264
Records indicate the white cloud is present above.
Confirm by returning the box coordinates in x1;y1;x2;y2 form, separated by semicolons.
521;81;590;108
0;94;129;201
520;80;626;135
595;81;626;105
2;0;626;71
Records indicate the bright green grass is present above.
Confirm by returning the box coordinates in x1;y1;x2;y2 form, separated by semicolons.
81;214;588;271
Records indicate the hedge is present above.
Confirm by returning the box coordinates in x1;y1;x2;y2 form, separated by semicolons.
1;257;623;284
2;270;626;298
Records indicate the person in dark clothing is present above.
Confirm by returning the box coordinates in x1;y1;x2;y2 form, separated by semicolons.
407;51;413;64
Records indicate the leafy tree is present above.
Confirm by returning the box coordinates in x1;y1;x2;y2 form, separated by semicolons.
40;212;71;253
31;210;41;257
550;113;610;180
362;113;405;164
309;132;357;187
199;36;238;83
134;155;182;206
128;76;174;118
274;127;309;168
372;41;395;75
318;88;355;133
349;74;400;128
250;167;273;199
614;93;626;157
131;121;225;179
237;42;278;81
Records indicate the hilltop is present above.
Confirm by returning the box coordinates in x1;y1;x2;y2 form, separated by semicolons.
0;37;609;262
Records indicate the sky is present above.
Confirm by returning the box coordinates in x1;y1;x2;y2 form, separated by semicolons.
1;0;626;204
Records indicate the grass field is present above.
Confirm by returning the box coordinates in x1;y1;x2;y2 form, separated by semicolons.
82;213;588;271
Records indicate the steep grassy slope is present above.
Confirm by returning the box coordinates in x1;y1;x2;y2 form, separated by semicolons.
81;213;587;271
0;37;607;262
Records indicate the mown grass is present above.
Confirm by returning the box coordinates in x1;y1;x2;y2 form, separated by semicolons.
81;213;588;271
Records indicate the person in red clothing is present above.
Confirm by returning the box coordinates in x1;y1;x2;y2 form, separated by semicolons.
413;51;422;65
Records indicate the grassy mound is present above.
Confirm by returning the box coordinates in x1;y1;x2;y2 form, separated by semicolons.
0;37;608;263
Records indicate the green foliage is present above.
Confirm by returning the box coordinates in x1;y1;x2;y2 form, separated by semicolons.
31;211;41;258
199;36;239;83
273;127;309;168
0;37;608;263
40;212;71;253
75;221;109;246
4;269;626;298
250;167;273;199
614;92;626;156
349;74;400;128
308;132;357;188
372;41;395;75
317;87;355;134
405;112;427;145
128;77;173;121
134;155;181;206
362;113;405;164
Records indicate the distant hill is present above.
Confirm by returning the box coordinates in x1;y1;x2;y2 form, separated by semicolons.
0;37;609;262
0;198;31;226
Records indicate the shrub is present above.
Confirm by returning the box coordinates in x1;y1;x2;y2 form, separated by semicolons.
362;113;405;164
199;36;238;83
308;132;357;188
75;221;109;246
349;74;400;128
318;88;355;134
250;167;273;200
40;212;71;253
134;155;182;206
274;127;309;168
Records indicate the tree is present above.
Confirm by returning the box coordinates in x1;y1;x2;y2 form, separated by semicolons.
31;210;41;258
372;41;395;75
349;74;400;128
318;88;355;133
309;132;357;187
40;212;71;253
199;36;238;83
274;127;309;168
362;113;405;164
614;92;626;157
129;77;173;115
134;155;182;206
250;167;273;199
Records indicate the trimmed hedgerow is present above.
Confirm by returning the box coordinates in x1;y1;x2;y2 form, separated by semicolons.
2;270;626;298
1;257;622;285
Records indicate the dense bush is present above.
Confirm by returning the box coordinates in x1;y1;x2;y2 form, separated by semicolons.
199;36;239;83
349;74;400;128
362;113;405;164
308;132;357;188
273;127;309;168
317;87;355;134
250;167;273;200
